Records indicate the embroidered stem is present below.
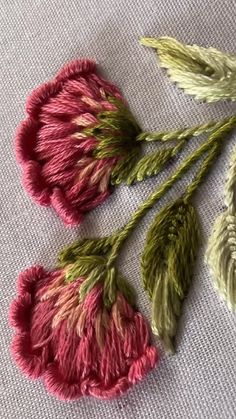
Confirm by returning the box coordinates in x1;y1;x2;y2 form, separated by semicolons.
56;113;236;352
183;140;222;201
106;115;236;267
127;117;232;185
137;118;229;142
140;121;235;353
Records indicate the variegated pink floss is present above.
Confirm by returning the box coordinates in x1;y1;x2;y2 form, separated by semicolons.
9;266;158;400
16;59;140;226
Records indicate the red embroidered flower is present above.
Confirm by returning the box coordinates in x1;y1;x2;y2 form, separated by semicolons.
16;60;140;226
9;266;158;400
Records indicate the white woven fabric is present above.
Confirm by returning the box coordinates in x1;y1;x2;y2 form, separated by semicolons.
0;1;235;418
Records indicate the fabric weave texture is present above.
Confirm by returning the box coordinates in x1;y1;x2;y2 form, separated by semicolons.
0;0;236;418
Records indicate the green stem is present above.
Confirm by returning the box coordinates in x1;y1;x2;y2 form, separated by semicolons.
183;140;222;201
131;117;232;185
107;114;236;266
137;117;230;143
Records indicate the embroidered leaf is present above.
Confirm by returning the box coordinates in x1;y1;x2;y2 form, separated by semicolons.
116;274;136;306
111;147;141;185
206;146;236;311
140;37;236;102
65;256;106;283
141;199;200;353
206;212;236;311
125;148;174;185
79;267;107;301
58;236;117;266
59;235;137;307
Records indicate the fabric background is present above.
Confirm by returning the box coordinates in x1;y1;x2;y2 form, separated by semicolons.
0;0;236;418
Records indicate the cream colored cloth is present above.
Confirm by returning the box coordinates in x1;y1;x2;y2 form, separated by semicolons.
0;0;235;418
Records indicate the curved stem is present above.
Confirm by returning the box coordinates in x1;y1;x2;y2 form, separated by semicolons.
107;115;236;266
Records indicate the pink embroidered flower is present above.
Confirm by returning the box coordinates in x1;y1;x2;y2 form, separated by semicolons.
16;59;140;226
9;266;158;400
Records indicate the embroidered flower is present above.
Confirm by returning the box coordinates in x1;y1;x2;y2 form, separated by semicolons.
16;59;140;226
10;265;158;400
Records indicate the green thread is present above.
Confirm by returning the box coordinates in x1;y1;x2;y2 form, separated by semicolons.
183;139;222;201
137;118;229;143
206;145;236;311
111;148;141;185
140;36;236;102
58;236;118;267
82;91;230;187
79;267;107;301
125;148;174;185
141;199;199;353
82;96;142;183
58;38;236;339
59;115;236;317
65;256;106;283
123;118;232;187
116;274;136;306
103;266;117;307
85;97;141;158
106;115;236;268
79;82;234;188
138;118;235;352
140;139;224;353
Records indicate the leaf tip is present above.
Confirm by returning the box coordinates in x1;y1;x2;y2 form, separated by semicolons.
139;37;161;49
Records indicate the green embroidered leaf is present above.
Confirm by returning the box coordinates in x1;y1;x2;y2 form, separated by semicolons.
125;148;174;185
58;236;117;267
141;199;200;353
140;37;236;102
65;256;106;283
206;146;236;311
206;211;236;311
102;269;137;308
111;147;141;185
79;266;107;301
116;274;136;306
103;269;137;308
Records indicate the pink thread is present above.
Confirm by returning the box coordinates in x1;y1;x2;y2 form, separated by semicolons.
16;59;124;226
9;266;158;400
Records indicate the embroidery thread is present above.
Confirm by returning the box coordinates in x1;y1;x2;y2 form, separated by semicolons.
16;57;231;227
206;146;236;311
140;37;236;102
16;59;142;226
10;37;236;400
10;265;157;400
